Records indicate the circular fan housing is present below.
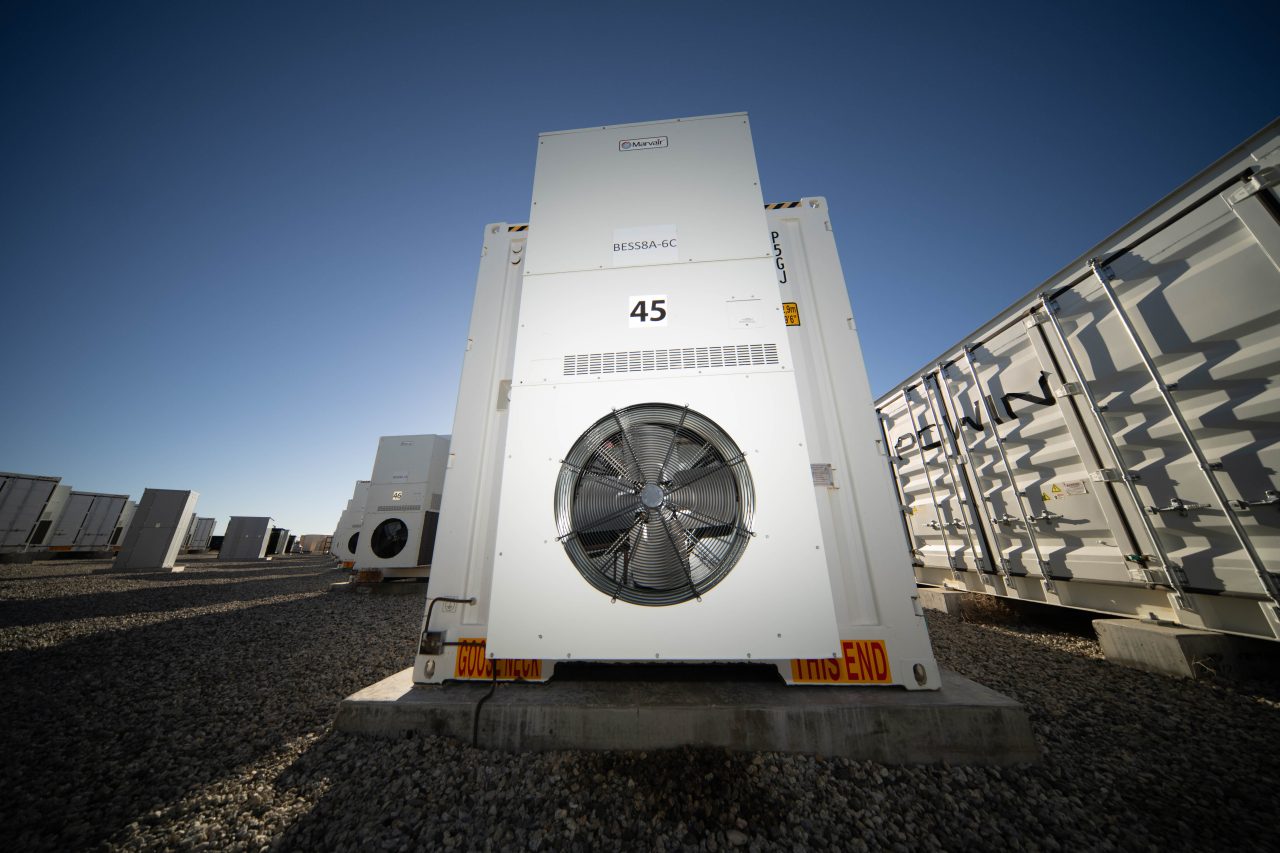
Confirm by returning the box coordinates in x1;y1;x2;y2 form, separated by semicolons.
554;403;755;606
369;518;408;559
347;532;359;555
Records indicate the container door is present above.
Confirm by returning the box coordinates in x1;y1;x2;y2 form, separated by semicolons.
1047;185;1280;601
950;321;1148;584
878;385;988;578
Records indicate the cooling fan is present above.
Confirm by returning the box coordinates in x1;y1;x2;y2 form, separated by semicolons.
369;518;408;559
554;403;755;606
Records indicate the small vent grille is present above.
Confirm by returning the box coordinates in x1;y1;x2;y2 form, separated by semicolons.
375;504;422;512
811;464;835;488
563;344;779;377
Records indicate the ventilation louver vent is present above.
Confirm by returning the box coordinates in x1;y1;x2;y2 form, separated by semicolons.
375;504;422;512
554;403;755;607
563;344;779;377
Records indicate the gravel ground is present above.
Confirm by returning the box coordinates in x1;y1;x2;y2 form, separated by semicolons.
1;558;1276;852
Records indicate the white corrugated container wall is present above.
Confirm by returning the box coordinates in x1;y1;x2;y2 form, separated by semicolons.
876;118;1280;642
0;473;61;552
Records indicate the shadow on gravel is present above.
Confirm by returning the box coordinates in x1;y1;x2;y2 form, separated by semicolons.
0;572;338;628
266;613;1280;853
0;584;421;852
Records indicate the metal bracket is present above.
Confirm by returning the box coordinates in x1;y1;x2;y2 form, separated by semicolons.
1145;497;1207;517
1230;489;1280;510
1090;468;1130;483
419;630;446;656
1031;509;1062;526
1023;312;1050;328
1228;166;1280;205
991;512;1017;526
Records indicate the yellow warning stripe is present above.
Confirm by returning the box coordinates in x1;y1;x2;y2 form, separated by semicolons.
508;224;528;232
764;201;801;209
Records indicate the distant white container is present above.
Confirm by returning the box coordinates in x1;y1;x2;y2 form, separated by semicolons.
114;489;200;570
185;517;216;552
876;118;1280;642
0;472;61;552
48;491;129;551
220;517;272;561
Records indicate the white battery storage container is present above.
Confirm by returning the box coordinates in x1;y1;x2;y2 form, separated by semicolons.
876;118;1280;641
113;489;200;571
220;517;272;561
414;114;937;688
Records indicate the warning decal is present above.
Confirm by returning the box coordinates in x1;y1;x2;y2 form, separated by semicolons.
782;302;801;326
790;640;891;684
452;638;544;681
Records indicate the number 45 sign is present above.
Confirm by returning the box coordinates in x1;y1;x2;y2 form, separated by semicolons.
629;295;669;328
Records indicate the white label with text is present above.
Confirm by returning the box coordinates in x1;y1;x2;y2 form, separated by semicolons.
612;225;678;267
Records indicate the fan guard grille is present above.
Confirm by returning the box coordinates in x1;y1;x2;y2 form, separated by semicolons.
554;403;755;606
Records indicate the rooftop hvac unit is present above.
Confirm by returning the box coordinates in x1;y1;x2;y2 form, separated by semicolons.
220;516;272;561
0;472;60;553
110;500;137;550
353;435;450;579
185;517;216;552
414;114;938;688
25;484;71;549
113;489;200;570
47;491;129;552
331;480;370;567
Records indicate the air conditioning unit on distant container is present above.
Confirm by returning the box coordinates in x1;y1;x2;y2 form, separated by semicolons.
353;435;450;579
331;480;371;567
413;114;938;689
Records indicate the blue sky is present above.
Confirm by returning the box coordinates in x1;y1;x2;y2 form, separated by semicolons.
3;1;1277;536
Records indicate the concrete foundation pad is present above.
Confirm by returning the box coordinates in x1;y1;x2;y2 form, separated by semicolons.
335;667;1039;765
918;587;969;616
1094;618;1267;679
331;580;428;595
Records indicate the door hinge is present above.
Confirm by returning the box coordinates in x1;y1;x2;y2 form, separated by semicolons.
1228;166;1280;205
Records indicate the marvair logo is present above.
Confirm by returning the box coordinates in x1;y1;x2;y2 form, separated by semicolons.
619;135;668;151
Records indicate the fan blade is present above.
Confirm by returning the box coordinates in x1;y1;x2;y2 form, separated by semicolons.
626;423;677;484
572;481;642;534
626;510;688;589
668;466;737;530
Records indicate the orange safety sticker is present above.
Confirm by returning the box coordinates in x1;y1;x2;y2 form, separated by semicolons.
790;640;892;684
782;302;801;326
453;638;544;681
